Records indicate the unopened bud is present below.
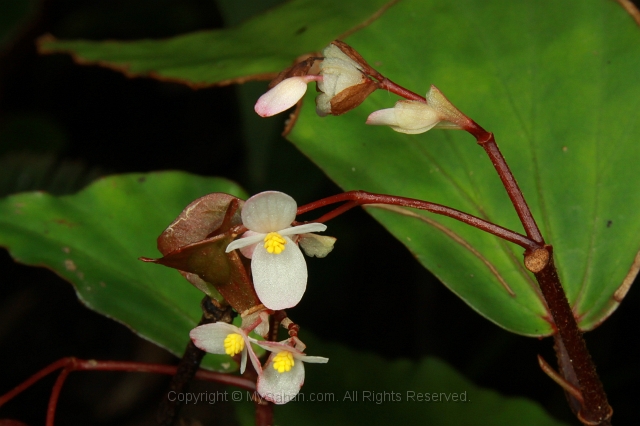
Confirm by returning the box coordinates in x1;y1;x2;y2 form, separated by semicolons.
255;76;321;117
316;42;377;116
366;100;442;134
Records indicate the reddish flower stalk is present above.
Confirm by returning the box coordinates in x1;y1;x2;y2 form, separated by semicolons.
0;357;256;426
297;190;538;250
368;73;611;424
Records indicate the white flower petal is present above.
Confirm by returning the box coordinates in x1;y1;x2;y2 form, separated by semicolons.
247;341;263;375
366;108;399;127
252;238;307;310
367;100;442;134
257;355;305;405
278;223;327;237
189;323;242;354
242;191;297;233
298;233;336;258
239;345;248;374
254;77;309;117
296;355;329;364
225;232;265;253
254;339;303;355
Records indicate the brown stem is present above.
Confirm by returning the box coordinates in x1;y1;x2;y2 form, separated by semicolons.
1;357;256;426
46;367;71;426
157;297;234;426
474;131;544;244
353;55;609;424
377;77;426;102
533;247;612;425
297;190;537;250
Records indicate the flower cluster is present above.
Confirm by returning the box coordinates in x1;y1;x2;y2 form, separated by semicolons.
190;322;327;404
192;39;474;407
254;39;470;134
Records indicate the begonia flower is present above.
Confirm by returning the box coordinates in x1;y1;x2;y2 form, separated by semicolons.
366;100;444;134
255;76;322;117
366;86;468;134
189;322;261;374
225;191;327;310
254;339;328;404
316;43;376;116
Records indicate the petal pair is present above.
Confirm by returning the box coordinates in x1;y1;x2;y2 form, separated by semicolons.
255;340;328;404
190;322;262;375
226;191;327;310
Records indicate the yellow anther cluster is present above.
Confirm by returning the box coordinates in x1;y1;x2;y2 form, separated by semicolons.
264;232;287;254
223;333;245;356
272;351;295;373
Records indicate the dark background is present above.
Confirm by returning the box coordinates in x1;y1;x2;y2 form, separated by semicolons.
1;1;638;425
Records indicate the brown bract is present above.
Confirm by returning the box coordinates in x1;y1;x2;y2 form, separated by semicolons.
329;78;377;115
140;193;261;313
268;55;321;89
329;40;379;78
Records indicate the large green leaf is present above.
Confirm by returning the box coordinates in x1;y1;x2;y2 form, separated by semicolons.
37;0;397;87
287;0;640;335
0;172;247;371
235;335;568;426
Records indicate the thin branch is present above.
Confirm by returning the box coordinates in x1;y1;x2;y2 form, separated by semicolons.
297;190;538;250
46;368;71;426
1;357;256;426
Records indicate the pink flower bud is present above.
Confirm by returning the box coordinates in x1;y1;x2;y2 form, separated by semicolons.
254;76;320;117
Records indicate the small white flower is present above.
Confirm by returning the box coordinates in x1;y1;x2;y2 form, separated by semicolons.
254;339;328;404
254;76;321;117
189;322;261;374
366;100;443;134
316;43;369;116
367;86;468;134
226;191;327;310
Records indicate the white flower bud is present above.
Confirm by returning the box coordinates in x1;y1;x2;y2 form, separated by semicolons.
316;43;374;116
366;100;442;134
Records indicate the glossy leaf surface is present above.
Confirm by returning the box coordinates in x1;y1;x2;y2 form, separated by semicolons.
288;0;640;335
38;0;396;87
0;172;248;371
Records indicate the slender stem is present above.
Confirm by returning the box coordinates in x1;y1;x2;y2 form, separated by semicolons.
157;297;234;426
473;131;544;244
377;77;426;102
297;190;537;250
534;248;612;425
537;354;583;404
373;71;544;245
351;52;609;424
1;357;256;426
46;367;72;426
0;358;71;407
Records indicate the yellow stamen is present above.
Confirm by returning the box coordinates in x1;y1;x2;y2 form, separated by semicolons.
223;333;245;356
264;232;286;254
272;351;295;373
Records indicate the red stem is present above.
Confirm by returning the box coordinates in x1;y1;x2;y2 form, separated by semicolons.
297;190;537;250
46;368;71;426
473;130;544;244
1;357;257;426
365;66;609;424
377;77;426;102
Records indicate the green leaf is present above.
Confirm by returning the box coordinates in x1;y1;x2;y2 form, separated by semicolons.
0;171;248;371
287;0;640;334
37;0;397;87
235;335;568;426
